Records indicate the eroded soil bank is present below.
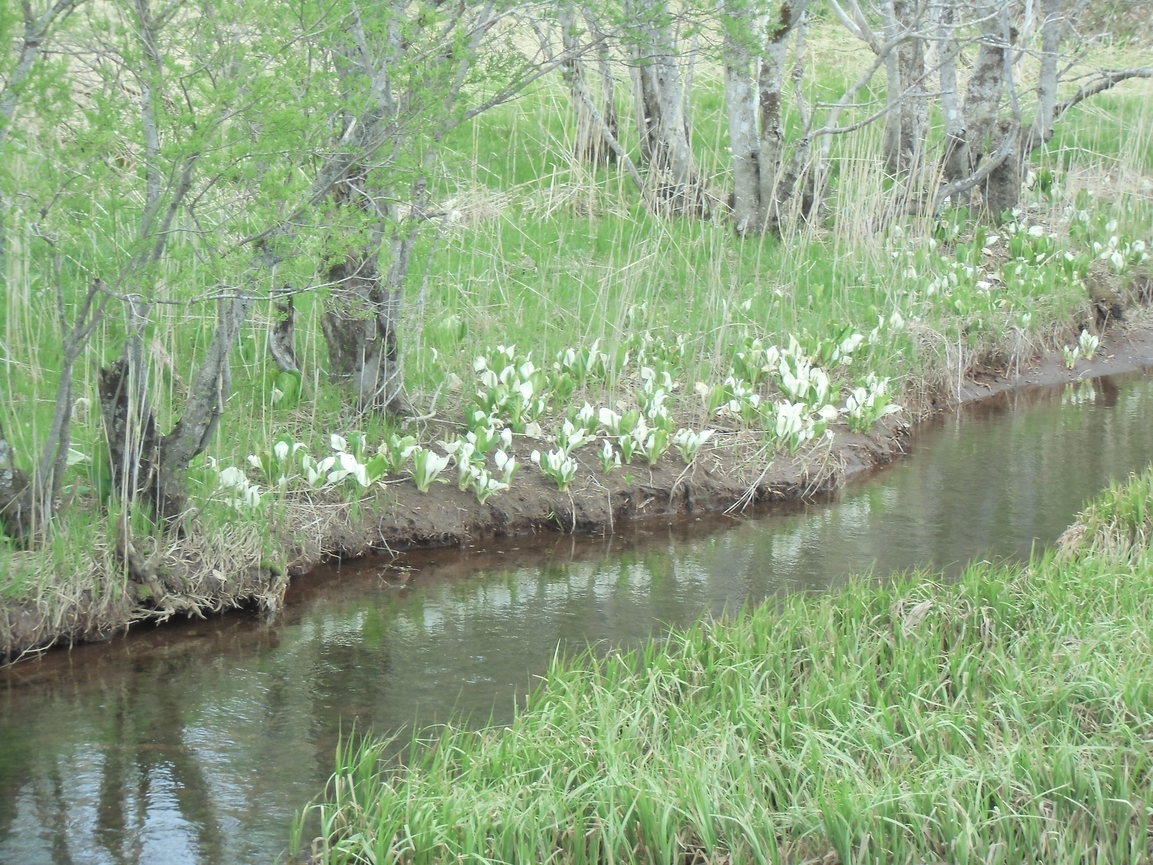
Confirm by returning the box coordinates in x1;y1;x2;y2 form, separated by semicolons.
4;317;1153;664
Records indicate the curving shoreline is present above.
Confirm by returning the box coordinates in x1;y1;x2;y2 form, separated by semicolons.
4;316;1153;666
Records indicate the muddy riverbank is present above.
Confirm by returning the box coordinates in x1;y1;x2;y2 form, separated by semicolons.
300;315;1153;560
4;312;1153;665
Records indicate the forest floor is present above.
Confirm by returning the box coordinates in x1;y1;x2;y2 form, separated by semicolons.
5;308;1153;665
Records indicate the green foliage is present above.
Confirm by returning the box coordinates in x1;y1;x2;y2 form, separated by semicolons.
270;370;303;410
1;3;1152;615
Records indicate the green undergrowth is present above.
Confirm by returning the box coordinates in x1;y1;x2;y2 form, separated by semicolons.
2;29;1153;628
296;467;1153;865
1060;468;1153;560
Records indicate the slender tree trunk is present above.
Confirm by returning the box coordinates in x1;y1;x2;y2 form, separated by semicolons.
722;0;761;235
1025;0;1063;152
881;0;903;173
568;61;649;196
1022;0;1099;156
158;294;251;519
0;420;33;544
626;0;706;214
882;0;928;177
722;0;808;236
32;278;108;527
537;6;644;194
963;0;1019;216
937;0;969;199
755;5;795;230
591;16;619;161
560;8;617;166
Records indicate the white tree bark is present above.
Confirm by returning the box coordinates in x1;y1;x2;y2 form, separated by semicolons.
722;0;808;236
722;0;762;235
937;0;969;196
627;0;706;213
962;0;1020;216
1026;0;1064;150
882;0;928;176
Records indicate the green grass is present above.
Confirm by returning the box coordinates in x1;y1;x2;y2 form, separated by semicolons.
295;468;1153;864
1048;90;1153;175
1;18;1152;631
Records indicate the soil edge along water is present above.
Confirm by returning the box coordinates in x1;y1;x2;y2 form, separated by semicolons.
5;310;1153;664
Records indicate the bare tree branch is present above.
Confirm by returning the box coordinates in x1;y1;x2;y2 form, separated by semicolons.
1047;66;1153;133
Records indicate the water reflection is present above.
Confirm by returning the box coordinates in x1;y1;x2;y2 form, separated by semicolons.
2;372;1153;865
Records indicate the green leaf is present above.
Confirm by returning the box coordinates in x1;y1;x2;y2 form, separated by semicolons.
271;370;302;408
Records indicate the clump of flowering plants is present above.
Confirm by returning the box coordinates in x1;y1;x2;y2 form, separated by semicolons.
531;448;578;492
409;447;451;492
843;375;902;434
247;436;306;487
214;462;263;510
769;401;839;453
551;340;610;402
472;345;548;433
673;428;714;463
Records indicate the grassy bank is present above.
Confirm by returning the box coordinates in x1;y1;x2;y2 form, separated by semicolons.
295;468;1153;865
2;17;1153;658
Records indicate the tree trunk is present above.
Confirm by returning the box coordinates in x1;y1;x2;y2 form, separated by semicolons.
937;0;969;200
626;0;707;214
100;293;249;526
158;293;250;519
0;420;33;544
591;16;619;162
722;0;808;237
962;0;1020;217
0;1;90;543
882;0;928;177
317;1;502;416
722;0;761;235
32;278;108;527
267;294;298;373
1025;0;1063;152
755;5;793;231
322;250;407;415
319;134;410;414
560;8;617;166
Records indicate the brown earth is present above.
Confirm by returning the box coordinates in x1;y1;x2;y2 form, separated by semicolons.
4;313;1153;665
299;317;1153;564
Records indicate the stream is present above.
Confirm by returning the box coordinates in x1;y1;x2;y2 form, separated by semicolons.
2;370;1153;865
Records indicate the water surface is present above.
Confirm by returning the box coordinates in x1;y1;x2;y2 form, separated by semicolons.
1;372;1151;865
